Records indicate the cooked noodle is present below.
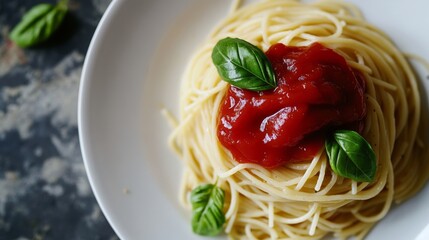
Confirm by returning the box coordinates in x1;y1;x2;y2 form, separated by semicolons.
167;0;429;239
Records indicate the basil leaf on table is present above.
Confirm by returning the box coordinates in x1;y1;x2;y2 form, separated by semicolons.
325;130;376;182
191;183;225;236
10;0;68;48
212;37;277;91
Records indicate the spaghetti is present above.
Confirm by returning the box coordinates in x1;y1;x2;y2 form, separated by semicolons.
167;0;429;239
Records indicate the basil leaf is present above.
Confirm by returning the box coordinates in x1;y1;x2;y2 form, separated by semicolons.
10;0;68;48
212;37;276;91
325;130;376;182
190;183;225;236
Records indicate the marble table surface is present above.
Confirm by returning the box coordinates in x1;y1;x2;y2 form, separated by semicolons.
0;0;118;239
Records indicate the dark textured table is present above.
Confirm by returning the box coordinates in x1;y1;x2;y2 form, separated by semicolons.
0;0;118;239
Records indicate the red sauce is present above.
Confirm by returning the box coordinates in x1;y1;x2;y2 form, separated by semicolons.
217;42;366;168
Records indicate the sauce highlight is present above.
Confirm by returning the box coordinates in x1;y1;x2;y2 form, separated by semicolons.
217;42;366;168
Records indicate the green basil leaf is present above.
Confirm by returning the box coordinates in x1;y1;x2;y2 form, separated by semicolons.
10;1;68;48
325;130;376;182
190;183;225;236
212;37;276;91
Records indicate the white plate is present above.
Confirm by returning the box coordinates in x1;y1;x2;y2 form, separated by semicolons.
78;0;429;239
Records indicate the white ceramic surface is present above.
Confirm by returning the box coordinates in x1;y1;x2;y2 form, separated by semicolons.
78;0;429;239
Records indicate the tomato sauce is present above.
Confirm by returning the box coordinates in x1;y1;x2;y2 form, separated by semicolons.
217;43;366;168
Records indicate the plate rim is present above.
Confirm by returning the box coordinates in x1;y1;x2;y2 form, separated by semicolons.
77;0;125;239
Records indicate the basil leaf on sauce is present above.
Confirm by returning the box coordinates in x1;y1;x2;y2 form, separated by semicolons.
10;0;68;48
212;37;276;91
191;183;225;236
325;130;376;182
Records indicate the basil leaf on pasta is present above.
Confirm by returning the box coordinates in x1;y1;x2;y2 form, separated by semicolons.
10;0;68;48
212;37;276;91
191;183;225;236
325;130;376;182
